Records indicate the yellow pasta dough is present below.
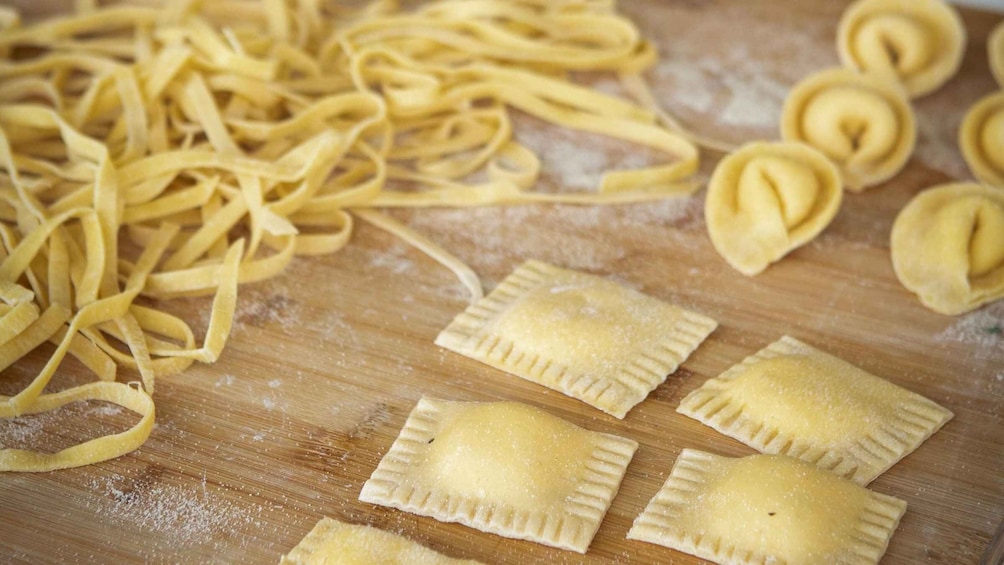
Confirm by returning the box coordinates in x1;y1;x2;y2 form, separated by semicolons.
677;336;953;485
627;450;908;565
960;91;1004;187
0;0;700;470
781;67;916;191
705;141;843;276
991;21;1004;88
891;182;1004;315
435;260;717;418
359;397;638;553
837;0;966;98
279;518;482;565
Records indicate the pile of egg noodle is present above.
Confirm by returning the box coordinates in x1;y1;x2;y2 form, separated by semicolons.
0;0;699;471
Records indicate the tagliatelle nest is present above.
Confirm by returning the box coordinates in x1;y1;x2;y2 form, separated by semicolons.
0;0;699;471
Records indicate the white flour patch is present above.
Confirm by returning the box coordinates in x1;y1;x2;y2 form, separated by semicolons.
652;59;717;113
368;242;417;275
214;374;236;388
92;475;257;548
517;126;612;190
935;303;1004;350
717;71;786;129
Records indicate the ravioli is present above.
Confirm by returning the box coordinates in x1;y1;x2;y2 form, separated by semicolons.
677;336;953;484
960;91;1004;188
279;518;483;565
891;183;1004;315
359;397;638;553
705;141;843;276
435;260;717;418
837;0;966;98
628;450;908;565
781;67;916;191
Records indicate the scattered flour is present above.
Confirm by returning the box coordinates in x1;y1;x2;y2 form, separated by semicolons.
516;125;613;191
652;59;717;114
234;286;299;331
0;413;47;445
0;400;129;448
214;374;236;388
93;475;256;548
716;70;786;129
935;303;1004;350
85;404;125;418
367;241;417;275
514;112;661;192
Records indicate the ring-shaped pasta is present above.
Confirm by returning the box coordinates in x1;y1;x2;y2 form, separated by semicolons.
837;0;965;98
891;183;1004;315
705;141;843;276
781;67;915;192
960;91;1004;188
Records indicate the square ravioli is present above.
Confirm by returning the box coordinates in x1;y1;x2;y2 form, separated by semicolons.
435;260;717;418
677;336;953;484
628;450;907;565
359;397;638;553
279;518;482;565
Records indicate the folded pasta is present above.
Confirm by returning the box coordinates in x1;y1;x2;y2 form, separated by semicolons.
991;21;1004;88
781;67;916;192
891;183;1004;315
960;91;1004;188
0;0;699;470
837;0;966;98
705;141;842;276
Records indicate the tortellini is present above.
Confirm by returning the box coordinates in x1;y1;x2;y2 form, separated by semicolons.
705;141;843;276
782;67;916;191
960;91;1004;188
837;0;966;98
991;21;1004;88
891;183;1004;315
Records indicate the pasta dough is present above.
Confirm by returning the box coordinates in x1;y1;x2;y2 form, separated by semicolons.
359;397;637;553
627;450;908;565
677;336;953;485
960;91;1004;187
781;67;916;191
0;0;699;470
279;518;482;565
991;21;1004;88
705;141;843;276
891;183;1004;315
435;260;717;418
837;0;966;98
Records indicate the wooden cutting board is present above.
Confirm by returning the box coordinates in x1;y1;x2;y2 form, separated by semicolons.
2;1;1002;564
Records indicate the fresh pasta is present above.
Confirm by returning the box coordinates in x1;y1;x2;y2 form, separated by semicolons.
837;0;966;98
959;91;1004;188
0;0;699;470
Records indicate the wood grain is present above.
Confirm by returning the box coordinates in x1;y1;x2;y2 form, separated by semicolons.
1;1;1002;564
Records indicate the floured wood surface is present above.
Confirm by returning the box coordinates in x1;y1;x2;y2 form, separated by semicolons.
1;1;1002;564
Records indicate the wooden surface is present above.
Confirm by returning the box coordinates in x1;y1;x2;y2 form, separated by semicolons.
2;1;1003;564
